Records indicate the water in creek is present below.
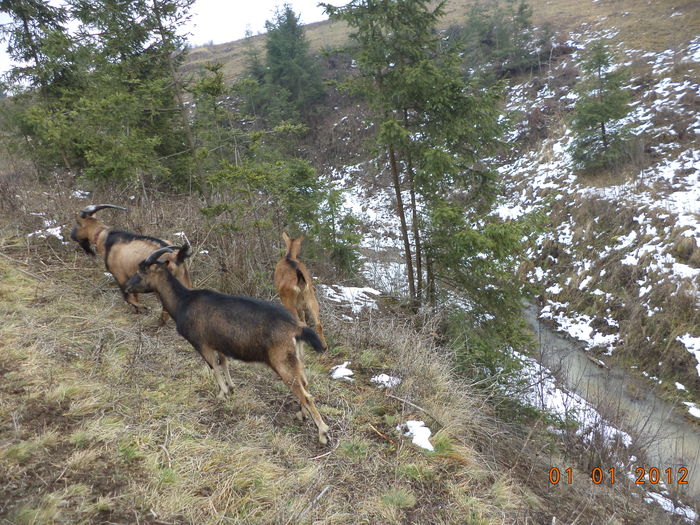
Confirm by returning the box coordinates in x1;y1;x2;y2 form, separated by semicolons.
526;305;700;501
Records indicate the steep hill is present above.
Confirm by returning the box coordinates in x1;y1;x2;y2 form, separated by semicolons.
1;193;678;523
2;0;700;522
183;0;700;82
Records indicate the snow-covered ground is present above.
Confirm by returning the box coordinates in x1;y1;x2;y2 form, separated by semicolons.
323;27;700;519
497;33;700;418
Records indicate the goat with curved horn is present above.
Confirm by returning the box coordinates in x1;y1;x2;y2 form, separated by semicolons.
70;205;192;322
126;246;331;444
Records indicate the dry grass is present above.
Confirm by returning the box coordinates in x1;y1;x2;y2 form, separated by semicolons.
0;167;685;523
182;0;700;83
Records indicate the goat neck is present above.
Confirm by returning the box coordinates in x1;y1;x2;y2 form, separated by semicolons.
283;233;303;260
150;267;189;320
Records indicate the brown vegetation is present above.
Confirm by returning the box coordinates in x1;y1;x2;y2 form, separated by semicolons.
0;169;683;523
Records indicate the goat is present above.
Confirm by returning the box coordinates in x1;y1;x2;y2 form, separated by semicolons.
274;233;328;350
124;247;330;444
70;204;192;322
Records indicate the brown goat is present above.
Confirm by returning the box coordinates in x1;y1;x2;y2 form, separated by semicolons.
70;204;192;322
125;247;330;444
274;233;328;349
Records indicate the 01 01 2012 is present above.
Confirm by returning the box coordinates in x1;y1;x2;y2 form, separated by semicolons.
548;466;689;485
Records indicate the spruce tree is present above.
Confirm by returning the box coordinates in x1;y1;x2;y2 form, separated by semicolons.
324;0;528;340
237;5;323;125
570;40;631;171
264;5;324;120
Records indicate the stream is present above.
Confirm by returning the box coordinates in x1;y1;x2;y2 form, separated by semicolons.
525;305;700;502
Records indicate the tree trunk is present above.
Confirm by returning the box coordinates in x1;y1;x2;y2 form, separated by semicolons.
600;120;608;150
426;254;436;307
388;143;416;302
406;155;422;305
403;109;422;306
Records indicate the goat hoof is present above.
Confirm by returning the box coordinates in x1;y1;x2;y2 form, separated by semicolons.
318;432;329;445
295;410;307;421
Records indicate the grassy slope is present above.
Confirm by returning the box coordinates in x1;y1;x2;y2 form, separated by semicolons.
184;0;700;83
0;205;679;523
0;221;522;523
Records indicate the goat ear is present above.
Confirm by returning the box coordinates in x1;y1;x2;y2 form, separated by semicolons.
176;244;191;263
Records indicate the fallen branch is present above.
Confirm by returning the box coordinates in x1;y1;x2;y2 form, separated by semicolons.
385;393;439;424
296;485;331;523
0;252;44;280
368;423;396;446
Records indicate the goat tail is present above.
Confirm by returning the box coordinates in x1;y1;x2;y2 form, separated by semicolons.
297;326;326;353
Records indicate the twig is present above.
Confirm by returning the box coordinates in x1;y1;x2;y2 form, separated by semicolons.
0;252;43;280
385;393;436;422
368;423;396;446
159;444;173;469
54;465;68;483
294;485;331;523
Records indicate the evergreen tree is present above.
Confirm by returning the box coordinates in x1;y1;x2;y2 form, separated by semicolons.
1;0;196;183
570;40;631;171
0;0;69;91
264;5;324;119
190;64;360;275
324;0;528;335
239;4;323;125
455;0;552;83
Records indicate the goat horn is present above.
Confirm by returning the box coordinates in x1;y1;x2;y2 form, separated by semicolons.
143;246;178;266
80;204;127;218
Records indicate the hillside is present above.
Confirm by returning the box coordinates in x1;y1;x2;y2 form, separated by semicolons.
2;0;700;522
1;195;679;523
184;0;700;82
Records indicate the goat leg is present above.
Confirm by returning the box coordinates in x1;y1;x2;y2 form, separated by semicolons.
199;345;231;399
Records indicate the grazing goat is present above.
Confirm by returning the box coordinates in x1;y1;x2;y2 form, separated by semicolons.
70;204;192;322
274;233;328;350
125;247;330;444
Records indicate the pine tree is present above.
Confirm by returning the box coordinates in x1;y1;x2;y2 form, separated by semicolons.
237;5;324;125
570;40;631;171
1;0;197;184
457;0;552;83
264;5;324;120
324;0;527;332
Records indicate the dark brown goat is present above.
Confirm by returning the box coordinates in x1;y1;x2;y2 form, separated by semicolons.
125;247;330;444
274;233;328;349
70;204;192;322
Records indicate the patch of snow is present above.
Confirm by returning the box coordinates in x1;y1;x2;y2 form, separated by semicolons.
682;402;700;419
320;284;380;314
677;334;700;376
397;420;434;451
370;374;401;389
27;215;64;242
509;349;632;447
644;490;698;522
330;361;354;381
546;283;563;294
